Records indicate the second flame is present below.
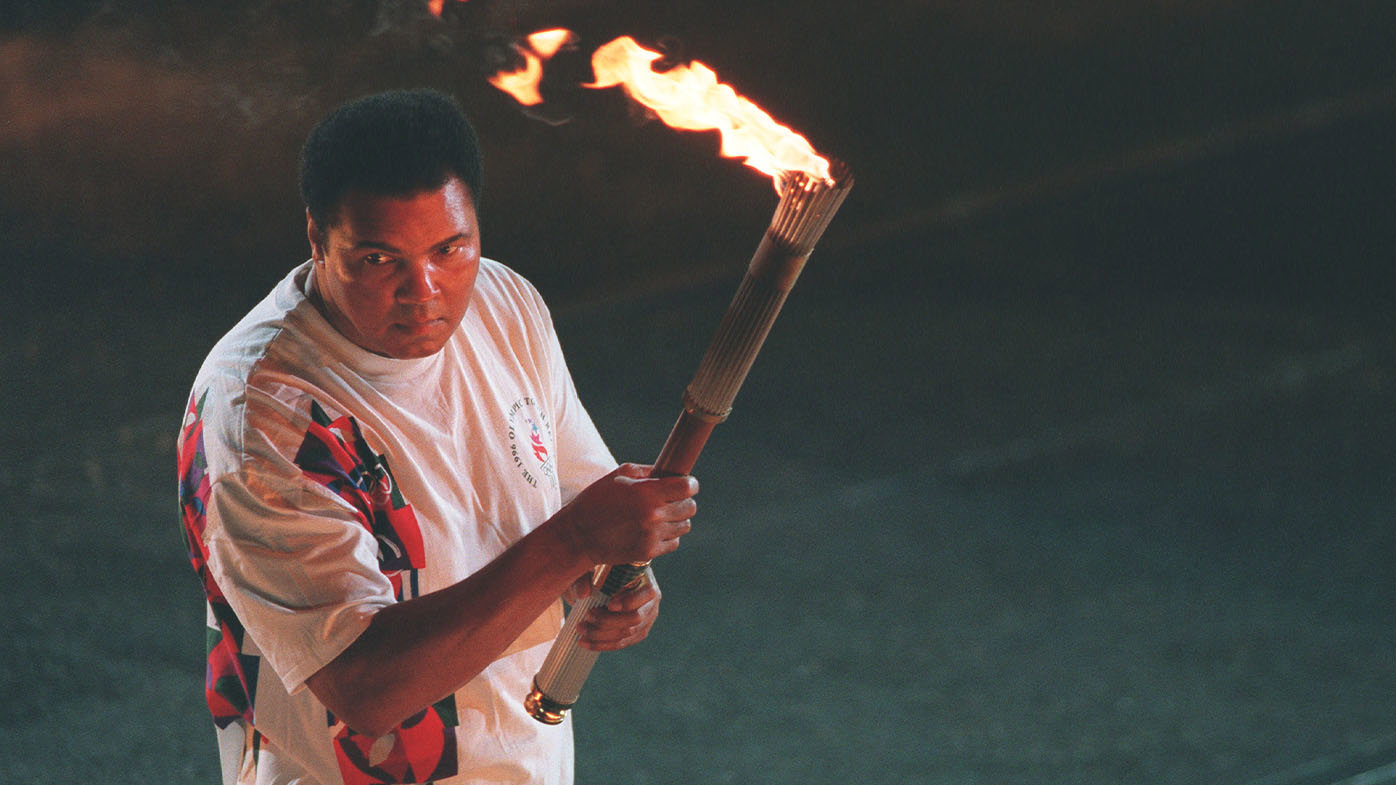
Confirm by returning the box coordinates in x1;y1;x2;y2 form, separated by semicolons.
487;29;575;107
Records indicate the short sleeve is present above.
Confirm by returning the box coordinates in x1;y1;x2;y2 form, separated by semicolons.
199;390;398;695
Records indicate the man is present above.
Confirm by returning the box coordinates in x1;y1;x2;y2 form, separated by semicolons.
177;88;697;785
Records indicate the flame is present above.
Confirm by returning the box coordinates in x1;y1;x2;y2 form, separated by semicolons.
427;0;465;17
527;29;573;59
587;36;831;187
486;29;575;107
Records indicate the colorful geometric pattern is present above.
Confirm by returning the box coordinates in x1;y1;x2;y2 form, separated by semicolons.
179;389;261;730
331;697;460;785
181;393;459;783
293;401;426;600
291;400;459;784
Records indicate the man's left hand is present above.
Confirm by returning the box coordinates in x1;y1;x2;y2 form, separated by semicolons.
570;571;662;652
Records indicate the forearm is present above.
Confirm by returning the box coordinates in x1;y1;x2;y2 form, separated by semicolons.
305;463;695;736
307;512;591;736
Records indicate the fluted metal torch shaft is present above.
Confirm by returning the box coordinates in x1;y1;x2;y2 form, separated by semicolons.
525;163;853;724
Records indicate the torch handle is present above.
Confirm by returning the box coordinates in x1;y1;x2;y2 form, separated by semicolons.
523;416;714;724
525;243;803;724
524;564;650;724
682;234;805;421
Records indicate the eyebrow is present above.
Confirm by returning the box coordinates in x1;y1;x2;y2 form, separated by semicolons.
346;240;403;254
344;233;470;254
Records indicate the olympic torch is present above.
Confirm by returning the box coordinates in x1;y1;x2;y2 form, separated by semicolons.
482;31;854;723
524;162;852;723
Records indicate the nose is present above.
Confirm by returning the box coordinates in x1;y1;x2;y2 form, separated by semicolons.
397;259;438;304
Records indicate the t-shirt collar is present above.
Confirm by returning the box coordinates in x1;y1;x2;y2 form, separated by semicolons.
292;260;445;382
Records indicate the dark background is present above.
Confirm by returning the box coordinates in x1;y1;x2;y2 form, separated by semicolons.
2;1;1394;782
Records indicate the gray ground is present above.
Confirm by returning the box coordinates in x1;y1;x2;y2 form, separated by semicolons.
2;1;1394;782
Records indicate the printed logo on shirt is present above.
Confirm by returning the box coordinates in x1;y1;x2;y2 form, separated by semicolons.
506;395;558;491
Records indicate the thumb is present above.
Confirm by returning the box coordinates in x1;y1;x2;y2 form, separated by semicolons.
566;574;595;604
613;462;653;480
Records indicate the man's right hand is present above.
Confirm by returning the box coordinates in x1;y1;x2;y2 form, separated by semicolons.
557;463;698;567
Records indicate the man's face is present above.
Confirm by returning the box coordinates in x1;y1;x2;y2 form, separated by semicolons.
307;176;481;359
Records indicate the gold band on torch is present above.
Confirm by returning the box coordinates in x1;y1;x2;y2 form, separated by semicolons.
525;163;853;724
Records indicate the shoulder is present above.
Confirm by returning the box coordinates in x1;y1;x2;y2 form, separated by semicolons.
473;257;549;314
465;257;557;342
193;264;312;388
183;264;330;472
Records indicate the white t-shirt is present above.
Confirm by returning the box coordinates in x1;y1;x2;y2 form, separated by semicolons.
177;259;616;785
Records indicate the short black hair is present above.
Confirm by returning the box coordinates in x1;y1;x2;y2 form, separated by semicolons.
299;88;483;227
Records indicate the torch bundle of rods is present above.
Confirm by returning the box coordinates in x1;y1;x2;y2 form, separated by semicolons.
525;162;854;724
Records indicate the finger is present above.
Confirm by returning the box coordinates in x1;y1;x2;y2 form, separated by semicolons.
654;513;692;541
580;613;637;640
581;612;654;650
580;630;645;652
632;473;696;499
603;584;659;612
650;523;688;557
613;462;653;479
654;474;698;500
587;604;649;629
670;518;693;540
581;587;660;648
656;496;698;522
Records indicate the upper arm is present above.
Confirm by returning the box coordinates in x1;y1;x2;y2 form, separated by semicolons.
195;390;399;696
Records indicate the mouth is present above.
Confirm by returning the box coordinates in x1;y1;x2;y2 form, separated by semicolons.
392;317;447;336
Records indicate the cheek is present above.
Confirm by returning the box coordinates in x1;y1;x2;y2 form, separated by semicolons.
446;259;480;305
343;285;395;325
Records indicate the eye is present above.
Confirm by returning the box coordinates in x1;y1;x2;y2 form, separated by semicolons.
362;252;393;266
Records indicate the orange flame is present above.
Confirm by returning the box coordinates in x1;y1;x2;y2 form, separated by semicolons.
587;36;831;187
486;29;575;107
482;31;832;189
427;0;466;17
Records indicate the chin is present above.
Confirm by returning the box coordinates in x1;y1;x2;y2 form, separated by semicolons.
384;339;448;360
376;321;454;359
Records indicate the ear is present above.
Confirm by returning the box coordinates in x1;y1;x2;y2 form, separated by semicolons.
306;208;327;263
